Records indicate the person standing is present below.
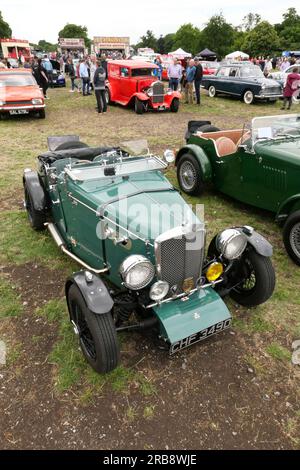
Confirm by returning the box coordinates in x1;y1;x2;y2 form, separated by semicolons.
32;58;49;98
94;61;107;113
101;54;108;79
79;58;90;96
194;58;203;105
185;59;196;104
167;58;182;91
67;58;80;93
281;67;300;110
154;56;163;80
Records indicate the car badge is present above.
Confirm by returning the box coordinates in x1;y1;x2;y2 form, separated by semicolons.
194;312;201;320
182;277;194;293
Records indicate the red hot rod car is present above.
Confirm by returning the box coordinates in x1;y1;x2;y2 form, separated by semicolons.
106;60;181;114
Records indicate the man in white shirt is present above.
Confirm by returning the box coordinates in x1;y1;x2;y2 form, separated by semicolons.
79;59;90;96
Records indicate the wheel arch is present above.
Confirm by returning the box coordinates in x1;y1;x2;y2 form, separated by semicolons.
276;194;300;224
65;271;114;317
175;144;212;182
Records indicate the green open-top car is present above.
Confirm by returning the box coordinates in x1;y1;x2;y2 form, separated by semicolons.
23;137;275;374
176;114;300;265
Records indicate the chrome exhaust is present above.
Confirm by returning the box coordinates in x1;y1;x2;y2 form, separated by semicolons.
45;223;108;274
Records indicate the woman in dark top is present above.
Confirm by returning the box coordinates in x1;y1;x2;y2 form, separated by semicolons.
93;61;107;113
33;58;49;98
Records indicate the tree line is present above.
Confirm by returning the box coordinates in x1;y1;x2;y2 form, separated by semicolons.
1;8;299;57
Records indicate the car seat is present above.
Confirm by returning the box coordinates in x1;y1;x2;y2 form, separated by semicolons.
215;137;237;157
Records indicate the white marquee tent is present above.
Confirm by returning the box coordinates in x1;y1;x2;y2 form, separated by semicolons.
225;51;249;60
169;48;192;59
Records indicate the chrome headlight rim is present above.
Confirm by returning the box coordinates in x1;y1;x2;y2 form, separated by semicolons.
0;100;6;106
147;87;153;97
149;280;169;301
216;228;247;260
32;98;43;105
120;254;155;290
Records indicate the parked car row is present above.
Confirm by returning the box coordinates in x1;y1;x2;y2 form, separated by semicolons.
22;112;300;374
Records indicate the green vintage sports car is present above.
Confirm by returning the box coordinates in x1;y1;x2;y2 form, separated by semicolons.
176;114;300;265
23;136;275;374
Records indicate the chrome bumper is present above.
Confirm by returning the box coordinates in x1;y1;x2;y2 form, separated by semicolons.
0;104;45;111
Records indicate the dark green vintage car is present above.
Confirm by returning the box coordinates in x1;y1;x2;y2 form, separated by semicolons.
23;136;275;373
176;114;300;265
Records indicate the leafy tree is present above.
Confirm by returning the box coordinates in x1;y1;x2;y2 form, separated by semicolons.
163;33;175;54
241;13;261;32
276;8;300;50
58;23;91;48
173;23;201;56
157;35;165;54
0;10;12;38
136;30;158;50
201;14;235;58
242;21;280;56
38;40;57;52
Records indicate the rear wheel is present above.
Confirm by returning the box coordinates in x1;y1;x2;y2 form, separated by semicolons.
135;97;146;114
170;98;179;112
24;185;46;230
243;90;254;105
230;249;275;307
68;284;120;374
55;141;89;151
177;153;204;195
208;85;217;98
283;211;300;265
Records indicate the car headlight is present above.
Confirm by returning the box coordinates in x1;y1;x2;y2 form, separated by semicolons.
261;84;266;90
32;98;43;105
149;281;169;301
163;149;175;163
147;88;153;96
0;100;5;106
216;229;247;260
120;255;155;290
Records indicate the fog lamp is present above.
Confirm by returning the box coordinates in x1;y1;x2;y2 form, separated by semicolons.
149;281;169;301
206;262;224;282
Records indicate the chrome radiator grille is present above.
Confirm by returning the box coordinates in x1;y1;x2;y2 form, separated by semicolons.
155;225;205;292
152;81;164;103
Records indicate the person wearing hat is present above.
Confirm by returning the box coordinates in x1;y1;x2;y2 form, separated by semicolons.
94;60;108;113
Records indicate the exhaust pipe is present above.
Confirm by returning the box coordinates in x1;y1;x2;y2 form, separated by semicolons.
45;223;108;274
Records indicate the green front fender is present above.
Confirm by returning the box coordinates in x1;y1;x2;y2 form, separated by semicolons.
175;144;212;182
276;194;300;224
153;288;231;346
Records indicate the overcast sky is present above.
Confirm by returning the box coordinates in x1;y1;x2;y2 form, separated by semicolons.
1;0;299;44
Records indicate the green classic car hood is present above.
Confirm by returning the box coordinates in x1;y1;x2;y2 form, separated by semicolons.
255;138;300;165
74;170;201;242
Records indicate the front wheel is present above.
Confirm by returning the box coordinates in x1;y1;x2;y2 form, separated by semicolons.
177;153;204;195
243;90;254;105
283;211;300;265
230;249;275;307
208;85;217;98
105;88;110;104
38;109;46;119
135;97;146;114
68;284;120;374
24;185;46;230
170;98;179;112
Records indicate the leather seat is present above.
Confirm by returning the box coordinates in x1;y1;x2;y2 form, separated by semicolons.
215;137;237;157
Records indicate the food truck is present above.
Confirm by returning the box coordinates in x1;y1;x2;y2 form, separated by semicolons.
58;38;86;56
92;37;130;57
0;38;31;59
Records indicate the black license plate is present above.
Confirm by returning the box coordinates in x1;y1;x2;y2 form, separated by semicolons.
170;318;232;354
9;109;29;115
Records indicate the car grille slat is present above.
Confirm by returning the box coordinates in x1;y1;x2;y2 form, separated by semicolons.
5;101;33;105
152;81;164;103
155;225;205;293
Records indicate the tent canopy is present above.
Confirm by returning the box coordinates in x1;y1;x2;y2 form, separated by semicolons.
198;48;217;58
169;47;192;58
225;51;249;59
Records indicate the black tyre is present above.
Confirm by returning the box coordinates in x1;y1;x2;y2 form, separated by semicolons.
55;141;89;151
208;85;217;98
283;210;300;266
177;153;204;195
135;97;145;114
230;248;275;307
198;124;220;133
68;284;120;374
170;98;179;113
38;109;46;119
24;185;46;230
243;90;254;105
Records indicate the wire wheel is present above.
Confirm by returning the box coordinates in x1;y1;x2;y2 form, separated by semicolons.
71;301;97;360
179;160;197;191
289;222;300;259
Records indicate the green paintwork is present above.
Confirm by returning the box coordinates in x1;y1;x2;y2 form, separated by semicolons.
176;144;212;182
153;287;231;344
185;133;300;221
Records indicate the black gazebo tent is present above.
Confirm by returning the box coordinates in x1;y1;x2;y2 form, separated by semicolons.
197;48;217;60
